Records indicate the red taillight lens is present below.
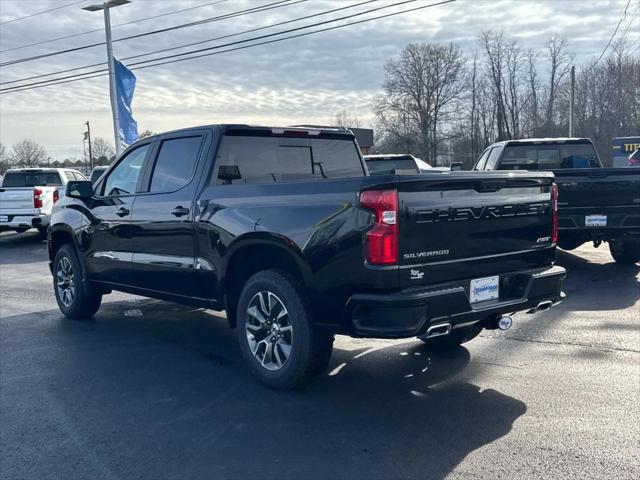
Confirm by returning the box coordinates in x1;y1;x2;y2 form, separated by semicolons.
551;183;558;245
33;188;43;209
53;189;59;203
360;189;398;265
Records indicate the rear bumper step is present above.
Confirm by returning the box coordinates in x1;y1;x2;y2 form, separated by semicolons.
344;265;566;338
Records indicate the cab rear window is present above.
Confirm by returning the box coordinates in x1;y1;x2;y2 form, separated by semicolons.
499;144;600;170
2;171;63;187
366;159;419;175
213;135;365;185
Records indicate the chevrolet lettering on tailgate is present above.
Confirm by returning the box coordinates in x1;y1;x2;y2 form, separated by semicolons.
416;203;548;223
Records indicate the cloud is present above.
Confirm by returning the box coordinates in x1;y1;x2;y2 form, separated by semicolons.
0;0;636;159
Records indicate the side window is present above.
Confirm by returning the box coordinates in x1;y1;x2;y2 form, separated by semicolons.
149;136;202;193
64;172;75;182
474;148;492;170
102;144;150;196
485;147;502;170
74;171;88;181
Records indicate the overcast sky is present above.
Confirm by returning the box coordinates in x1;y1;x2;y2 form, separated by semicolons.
0;0;637;160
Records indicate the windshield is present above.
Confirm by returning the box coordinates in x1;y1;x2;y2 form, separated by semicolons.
366;158;419;174
2;171;63;187
90;168;108;183
499;143;600;170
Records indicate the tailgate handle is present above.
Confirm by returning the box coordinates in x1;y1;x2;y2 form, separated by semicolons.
474;181;502;193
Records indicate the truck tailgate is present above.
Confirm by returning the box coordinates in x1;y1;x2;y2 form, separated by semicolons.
393;172;556;286
0;188;37;214
553;168;640;208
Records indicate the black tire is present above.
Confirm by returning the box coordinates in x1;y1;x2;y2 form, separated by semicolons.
419;323;483;350
235;269;333;390
36;226;48;239
53;244;102;319
15;227;28;234
609;239;640;265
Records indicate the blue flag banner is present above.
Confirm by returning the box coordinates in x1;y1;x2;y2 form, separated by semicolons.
114;58;138;146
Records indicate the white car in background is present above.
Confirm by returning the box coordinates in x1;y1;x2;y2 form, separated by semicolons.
364;154;448;175
0;168;87;237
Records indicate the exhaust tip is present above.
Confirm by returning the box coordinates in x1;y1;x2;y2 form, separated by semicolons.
426;323;452;338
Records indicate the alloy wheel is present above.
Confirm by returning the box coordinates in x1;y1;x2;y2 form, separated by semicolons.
56;256;75;307
245;291;293;371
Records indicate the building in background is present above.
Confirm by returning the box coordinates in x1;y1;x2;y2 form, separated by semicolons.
296;125;374;155
612;136;640;167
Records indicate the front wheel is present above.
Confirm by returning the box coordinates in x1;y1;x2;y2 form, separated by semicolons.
609;239;640;265
53;244;102;319
236;270;333;390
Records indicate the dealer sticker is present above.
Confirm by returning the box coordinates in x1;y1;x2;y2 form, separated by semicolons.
470;276;499;303
585;215;607;227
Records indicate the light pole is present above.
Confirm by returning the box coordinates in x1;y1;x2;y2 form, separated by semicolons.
82;0;130;157
569;65;575;137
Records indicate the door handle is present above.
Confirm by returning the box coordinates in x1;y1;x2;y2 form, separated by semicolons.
115;207;130;217
171;206;190;217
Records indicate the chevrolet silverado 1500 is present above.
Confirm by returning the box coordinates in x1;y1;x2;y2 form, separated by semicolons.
473;138;640;264
0;168;86;237
48;125;565;389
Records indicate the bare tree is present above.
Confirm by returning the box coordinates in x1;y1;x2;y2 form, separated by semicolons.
331;110;361;128
479;31;510;140
375;42;465;163
91;137;115;166
0;142;9;174
540;36;573;135
523;48;540;136
139;130;156;139
10;140;47;167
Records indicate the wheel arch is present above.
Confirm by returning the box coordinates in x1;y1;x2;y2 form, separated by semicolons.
222;234;314;328
48;225;79;270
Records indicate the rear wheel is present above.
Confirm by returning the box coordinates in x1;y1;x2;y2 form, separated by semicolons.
53;244;102;319
236;270;333;390
609;239;640;265
418;323;483;350
36;226;48;239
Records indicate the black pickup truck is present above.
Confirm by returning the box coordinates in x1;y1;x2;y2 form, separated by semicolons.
473;138;640;264
48;125;565;389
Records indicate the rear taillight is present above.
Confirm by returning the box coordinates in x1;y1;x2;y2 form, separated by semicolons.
53;189;59;203
33;188;43;209
551;183;558;245
360;189;398;265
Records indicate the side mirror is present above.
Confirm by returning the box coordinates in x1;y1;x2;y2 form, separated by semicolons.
65;180;94;199
450;162;463;171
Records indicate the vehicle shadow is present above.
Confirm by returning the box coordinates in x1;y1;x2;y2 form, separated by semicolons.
1;300;526;480
555;249;639;311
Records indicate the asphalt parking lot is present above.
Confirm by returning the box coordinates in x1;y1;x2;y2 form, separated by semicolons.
1;230;638;480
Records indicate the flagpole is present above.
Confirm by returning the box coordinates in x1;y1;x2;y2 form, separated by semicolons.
104;6;121;156
83;1;130;157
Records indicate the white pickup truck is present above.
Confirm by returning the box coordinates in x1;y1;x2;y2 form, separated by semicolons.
0;168;87;237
